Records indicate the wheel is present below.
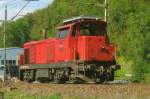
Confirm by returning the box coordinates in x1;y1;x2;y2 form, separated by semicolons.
23;70;36;82
23;71;29;81
19;70;24;81
54;69;69;84
94;72;105;84
110;70;115;81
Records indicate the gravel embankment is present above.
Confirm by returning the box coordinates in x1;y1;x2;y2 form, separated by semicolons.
11;82;150;99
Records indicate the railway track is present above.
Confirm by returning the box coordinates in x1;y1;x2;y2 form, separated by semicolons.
31;79;130;85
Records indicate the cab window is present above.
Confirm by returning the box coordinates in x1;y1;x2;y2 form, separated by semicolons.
80;23;106;36
57;28;69;39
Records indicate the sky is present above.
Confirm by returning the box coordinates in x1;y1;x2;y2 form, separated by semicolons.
0;0;54;21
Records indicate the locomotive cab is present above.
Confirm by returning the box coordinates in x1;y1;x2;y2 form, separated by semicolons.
56;17;116;65
54;17;119;82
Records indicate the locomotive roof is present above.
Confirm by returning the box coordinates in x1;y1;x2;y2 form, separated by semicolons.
63;16;103;24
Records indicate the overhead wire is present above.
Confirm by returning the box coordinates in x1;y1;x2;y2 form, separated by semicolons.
0;0;17;7
0;0;31;20
10;1;30;20
5;0;17;5
7;1;25;10
0;0;17;11
0;0;24;10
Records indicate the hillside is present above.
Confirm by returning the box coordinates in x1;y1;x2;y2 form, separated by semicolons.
0;0;150;82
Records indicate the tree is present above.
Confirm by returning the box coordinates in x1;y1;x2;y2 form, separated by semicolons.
0;0;150;82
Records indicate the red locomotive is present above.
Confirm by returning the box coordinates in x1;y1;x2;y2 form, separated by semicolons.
19;17;120;83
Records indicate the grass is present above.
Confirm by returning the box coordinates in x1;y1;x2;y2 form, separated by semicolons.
4;91;63;99
115;56;133;80
3;90;98;99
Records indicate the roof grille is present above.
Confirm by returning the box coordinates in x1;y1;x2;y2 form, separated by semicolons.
63;16;100;24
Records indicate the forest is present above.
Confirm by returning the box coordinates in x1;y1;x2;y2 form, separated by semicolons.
0;0;150;83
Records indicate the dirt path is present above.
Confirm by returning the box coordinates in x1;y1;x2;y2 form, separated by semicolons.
10;82;150;99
